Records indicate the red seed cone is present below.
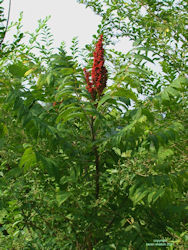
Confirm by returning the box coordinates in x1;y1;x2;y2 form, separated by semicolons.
91;34;107;96
84;35;107;100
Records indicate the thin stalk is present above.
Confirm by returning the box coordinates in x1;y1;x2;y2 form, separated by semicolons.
91;115;100;199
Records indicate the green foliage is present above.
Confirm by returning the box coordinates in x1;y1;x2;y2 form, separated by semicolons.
0;0;187;249
0;0;5;44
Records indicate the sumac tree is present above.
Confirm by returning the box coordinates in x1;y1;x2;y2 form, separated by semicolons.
0;0;187;249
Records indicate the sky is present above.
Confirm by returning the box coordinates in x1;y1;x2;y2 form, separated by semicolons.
2;0;133;53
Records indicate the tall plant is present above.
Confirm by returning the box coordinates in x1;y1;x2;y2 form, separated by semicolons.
0;0;187;249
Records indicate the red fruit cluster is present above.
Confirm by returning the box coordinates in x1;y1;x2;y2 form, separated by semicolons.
83;68;97;100
84;34;107;100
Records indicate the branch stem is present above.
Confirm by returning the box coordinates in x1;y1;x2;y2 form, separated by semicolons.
91;116;100;199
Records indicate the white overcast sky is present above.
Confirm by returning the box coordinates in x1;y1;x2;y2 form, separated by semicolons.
2;0;132;53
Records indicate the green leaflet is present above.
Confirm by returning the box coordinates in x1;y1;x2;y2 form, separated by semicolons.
60;112;85;124
132;46;155;52
112;88;138;102
58;75;78;90
24;68;36;77
58;81;75;90
0;122;8;136
166;86;180;97
69;166;81;182
152;188;165;204
56;192;71;207
60;68;74;76
158;147;174;161
129;182;149;206
55;87;75;100
127;67;150;76
159;76;186;102
35;152;60;177
46;72;54;85
161;90;170;101
132;189;149;206
134;54;154;64
141;108;154;123
97;94;114;108
129;183;140;198
130;185;165;206
57;105;86;124
148;190;156;204
8;63;28;78
19;147;36;171
58;102;77;112
58;106;81;121
171;76;187;89
37;74;46;88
